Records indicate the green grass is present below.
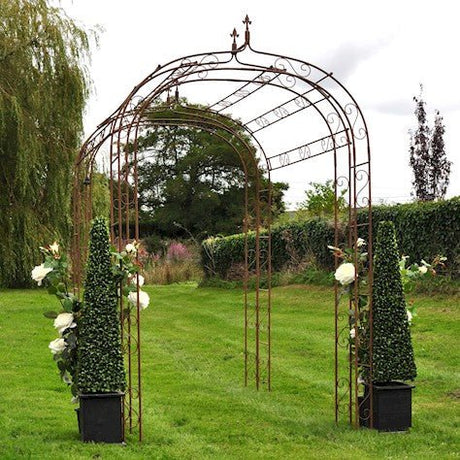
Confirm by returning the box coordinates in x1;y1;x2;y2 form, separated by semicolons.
0;284;458;459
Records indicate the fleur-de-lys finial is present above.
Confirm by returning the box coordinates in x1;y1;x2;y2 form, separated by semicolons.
230;28;239;53
243;14;251;44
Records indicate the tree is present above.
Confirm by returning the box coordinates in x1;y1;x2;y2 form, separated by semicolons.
298;180;347;217
0;0;94;287
136;102;287;238
409;87;451;201
430;111;451;199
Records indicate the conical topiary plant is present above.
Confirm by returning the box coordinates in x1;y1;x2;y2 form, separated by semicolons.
77;217;126;393
369;221;417;383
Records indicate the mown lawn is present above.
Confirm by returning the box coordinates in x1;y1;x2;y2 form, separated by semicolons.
0;284;458;459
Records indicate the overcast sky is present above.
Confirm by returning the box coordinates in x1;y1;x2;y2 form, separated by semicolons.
60;0;460;209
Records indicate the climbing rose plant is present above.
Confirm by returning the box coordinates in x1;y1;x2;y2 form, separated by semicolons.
32;239;149;401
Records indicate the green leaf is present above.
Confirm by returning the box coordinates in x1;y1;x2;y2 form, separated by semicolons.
62;298;73;312
43;310;58;319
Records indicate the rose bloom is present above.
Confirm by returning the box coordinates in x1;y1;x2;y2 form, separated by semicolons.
128;290;150;310
356;238;366;248
334;263;356;285
49;338;66;354
31;264;53;286
407;310;413;325
130;274;145;287
125;241;139;254
54;313;76;335
350;328;356;339
418;265;428;275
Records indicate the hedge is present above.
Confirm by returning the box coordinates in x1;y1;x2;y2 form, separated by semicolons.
201;219;339;279
201;197;460;279
356;197;459;277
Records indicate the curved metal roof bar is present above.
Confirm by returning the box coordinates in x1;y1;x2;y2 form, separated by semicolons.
132;118;256;187
75;84;349;218
119;71;349;174
138;106;274;180
245;39;370;143
76;46;362;171
76;74;347;188
145;100;345;173
125;105;269;192
144;63;351;140
240;42;372;208
95;50;237;128
232;48;371;217
122;56;354;146
146;50;363;148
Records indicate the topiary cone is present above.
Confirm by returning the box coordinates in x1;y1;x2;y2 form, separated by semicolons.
77;217;126;393
370;221;416;383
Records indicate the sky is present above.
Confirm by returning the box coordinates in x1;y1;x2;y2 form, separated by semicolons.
60;0;460;209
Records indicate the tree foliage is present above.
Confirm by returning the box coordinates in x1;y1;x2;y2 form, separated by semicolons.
0;0;93;287
298;180;347;217
429;111;451;198
77;217;126;394
136;102;287;239
409;88;451;201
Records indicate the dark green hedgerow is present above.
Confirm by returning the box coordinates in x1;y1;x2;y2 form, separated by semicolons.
357;197;459;276
202;219;338;280
202;197;460;280
76;217;126;394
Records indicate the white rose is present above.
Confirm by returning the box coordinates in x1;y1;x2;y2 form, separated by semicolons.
53;313;76;335
356;238;366;248
350;328;356;339
128;290;150;310
131;274;145;287
125;243;137;254
31;264;53;286
407;310;413;325
418;265;428;274
334;263;356;285
49;338;66;354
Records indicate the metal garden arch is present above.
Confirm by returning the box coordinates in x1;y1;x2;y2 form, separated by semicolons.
72;16;374;440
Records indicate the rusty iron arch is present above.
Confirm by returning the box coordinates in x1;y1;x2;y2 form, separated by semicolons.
73;16;374;441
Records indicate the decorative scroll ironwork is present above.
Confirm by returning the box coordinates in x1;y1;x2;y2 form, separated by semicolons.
267;130;349;171
208;70;277;112
72;15;373;439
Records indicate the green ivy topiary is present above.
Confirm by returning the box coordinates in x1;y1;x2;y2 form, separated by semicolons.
370;221;417;383
77;217;126;394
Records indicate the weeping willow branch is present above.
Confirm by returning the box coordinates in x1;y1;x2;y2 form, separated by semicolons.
0;0;97;287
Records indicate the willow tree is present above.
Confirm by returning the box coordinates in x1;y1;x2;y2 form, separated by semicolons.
0;0;94;287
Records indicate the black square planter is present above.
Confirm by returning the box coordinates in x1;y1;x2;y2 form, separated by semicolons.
79;393;124;443
359;382;414;432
